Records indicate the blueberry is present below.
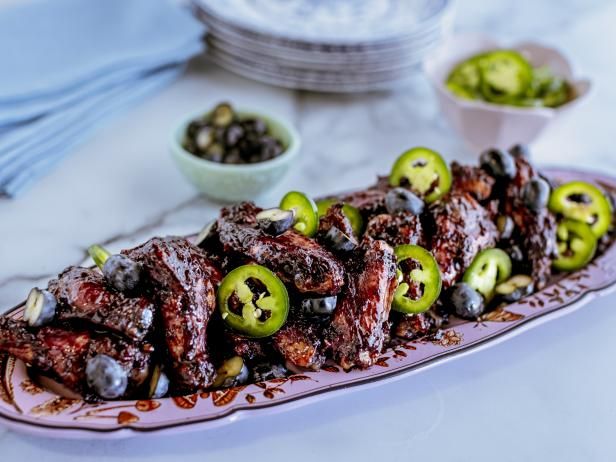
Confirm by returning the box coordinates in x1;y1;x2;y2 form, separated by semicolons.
24;287;56;327
479;148;517;179
102;254;142;292
86;354;128;399
450;282;485;319
385;187;425;215
252;363;287;383
508;144;531;159
522;177;550;212
301;296;337;316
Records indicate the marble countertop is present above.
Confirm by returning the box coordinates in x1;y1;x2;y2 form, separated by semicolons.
1;0;616;460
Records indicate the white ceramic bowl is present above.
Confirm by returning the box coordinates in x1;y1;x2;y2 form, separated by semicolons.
424;34;591;151
170;107;301;202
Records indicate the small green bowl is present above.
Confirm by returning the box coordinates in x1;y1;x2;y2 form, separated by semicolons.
170;108;301;202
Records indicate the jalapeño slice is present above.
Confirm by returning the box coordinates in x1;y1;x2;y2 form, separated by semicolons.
389;147;452;203
217;265;289;338
447;58;482;96
315;198;364;237
477;50;533;103
280;191;319;237
553;219;597;272
392;244;442;314
463;248;512;301
548;181;613;238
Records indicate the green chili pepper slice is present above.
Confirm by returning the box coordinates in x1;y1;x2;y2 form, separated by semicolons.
389;147;452;203
553;219;597;272
315;198;364;236
477;50;533;104
463;248;512;301
392;244;442;314
548;181;613;238
280;191;319;237
88;244;111;269
447;58;482;96
217;265;289;338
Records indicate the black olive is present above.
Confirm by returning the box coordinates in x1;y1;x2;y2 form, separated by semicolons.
183;137;198;155
242;118;267;136
450;282;485;319
385;187;424;215
522;177;550;212
252;363;287;383
497;215;515;240
204;143;225;163
86;354;128;399
301;296;337;316
494;275;534;303
186;119;207;138
260;136;282;160
256;208;296;235
210;102;234;128
24;287;57;327
324;226;358;252
195;126;215;151
479;148;517;179
224;150;242;164
195;220;216;247
213;357;249;388
225;123;244;147
508;144;531;159
102;254;142;292
507;245;525;263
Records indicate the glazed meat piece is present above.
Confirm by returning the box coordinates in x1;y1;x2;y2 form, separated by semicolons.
0;317;151;398
273;315;325;371
48;267;154;341
428;192;498;288
365;212;425;247
220;201;260;225
327;187;387;217
124;237;221;392
450;162;495;202
215;203;345;296
326;239;397;370
318;203;356;239
393;310;445;340
224;330;271;364
501;156;557;288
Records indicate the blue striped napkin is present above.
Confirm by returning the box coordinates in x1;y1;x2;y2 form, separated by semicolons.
0;0;205;197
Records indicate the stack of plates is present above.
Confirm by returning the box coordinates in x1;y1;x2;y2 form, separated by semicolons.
191;0;455;92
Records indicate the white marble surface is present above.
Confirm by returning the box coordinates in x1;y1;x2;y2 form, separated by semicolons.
1;0;616;460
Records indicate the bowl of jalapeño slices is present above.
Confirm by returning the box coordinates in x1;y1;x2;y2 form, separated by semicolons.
424;34;591;150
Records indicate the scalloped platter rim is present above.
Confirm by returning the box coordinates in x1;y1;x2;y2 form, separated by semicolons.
1;167;615;439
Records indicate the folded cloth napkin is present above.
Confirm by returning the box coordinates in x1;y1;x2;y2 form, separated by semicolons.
0;0;205;197
1;65;184;197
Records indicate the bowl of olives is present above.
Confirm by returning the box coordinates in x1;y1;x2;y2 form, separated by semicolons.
424;34;591;151
170;103;301;202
